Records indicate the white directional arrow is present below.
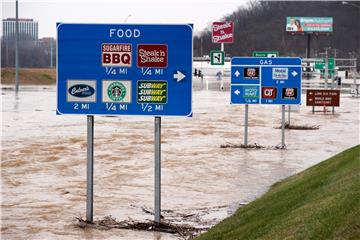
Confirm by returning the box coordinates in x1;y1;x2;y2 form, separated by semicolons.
173;71;186;82
291;70;298;77
234;70;240;77
234;89;240;95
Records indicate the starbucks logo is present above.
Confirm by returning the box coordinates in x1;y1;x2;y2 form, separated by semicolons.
107;82;126;101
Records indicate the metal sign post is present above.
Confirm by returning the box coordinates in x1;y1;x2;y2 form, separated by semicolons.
288;105;291;125
244;104;249;146
220;43;225;90
57;24;193;224
86;115;94;223
231;57;301;147
325;52;329;89
281;105;285;148
154;117;161;224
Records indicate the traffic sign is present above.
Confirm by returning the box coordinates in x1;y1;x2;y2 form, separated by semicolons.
314;58;334;70
252;51;279;58
231;57;302;105
212;22;234;43
210;50;225;65
306;89;340;106
57;24;193;116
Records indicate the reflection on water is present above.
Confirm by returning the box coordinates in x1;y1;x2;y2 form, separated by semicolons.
1;86;359;239
13;93;20;112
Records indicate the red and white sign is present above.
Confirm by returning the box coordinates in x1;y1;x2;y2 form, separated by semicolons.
102;43;132;67
137;44;168;68
262;87;277;99
212;21;234;43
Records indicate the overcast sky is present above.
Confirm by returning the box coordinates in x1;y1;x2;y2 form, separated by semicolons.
1;0;249;38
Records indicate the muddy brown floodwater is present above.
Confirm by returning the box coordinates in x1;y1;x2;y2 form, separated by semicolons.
1;86;359;240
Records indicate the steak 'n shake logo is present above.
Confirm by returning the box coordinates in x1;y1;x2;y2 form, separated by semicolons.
212;22;234;43
137;44;168;68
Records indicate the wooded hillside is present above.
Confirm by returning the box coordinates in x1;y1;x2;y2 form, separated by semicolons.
194;1;360;62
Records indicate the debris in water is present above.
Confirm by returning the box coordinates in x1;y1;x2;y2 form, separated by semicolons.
74;215;208;239
220;142;266;149
274;123;320;130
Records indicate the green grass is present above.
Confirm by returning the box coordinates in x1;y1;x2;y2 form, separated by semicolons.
196;145;360;240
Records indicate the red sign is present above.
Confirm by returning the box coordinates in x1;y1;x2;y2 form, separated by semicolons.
137;44;168;68
262;87;277;98
102;43;132;67
306;89;340;106
212;22;234;43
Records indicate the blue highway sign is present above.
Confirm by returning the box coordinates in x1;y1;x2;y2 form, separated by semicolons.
231;57;302;105
57;24;193;116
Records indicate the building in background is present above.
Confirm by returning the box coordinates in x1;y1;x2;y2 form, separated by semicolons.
2;18;38;40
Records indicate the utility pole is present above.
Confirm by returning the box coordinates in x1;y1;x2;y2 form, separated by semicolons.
324;48;329;89
306;34;311;80
50;40;53;68
15;0;19;93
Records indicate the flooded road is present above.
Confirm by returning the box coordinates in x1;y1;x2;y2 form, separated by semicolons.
1;86;359;239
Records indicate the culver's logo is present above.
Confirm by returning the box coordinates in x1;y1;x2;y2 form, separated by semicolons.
67;80;97;102
69;84;95;97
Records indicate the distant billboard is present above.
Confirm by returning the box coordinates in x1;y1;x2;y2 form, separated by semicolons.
286;17;333;33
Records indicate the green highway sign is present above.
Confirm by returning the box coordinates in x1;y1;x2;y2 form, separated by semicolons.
315;58;334;70
252;51;279;57
210;50;225;65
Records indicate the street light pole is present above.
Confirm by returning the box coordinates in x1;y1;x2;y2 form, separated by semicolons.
124;14;132;23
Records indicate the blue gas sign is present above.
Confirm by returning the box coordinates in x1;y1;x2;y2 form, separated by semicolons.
57;24;193;116
231;57;302;105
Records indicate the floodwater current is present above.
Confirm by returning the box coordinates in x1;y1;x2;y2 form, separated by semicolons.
1;86;359;239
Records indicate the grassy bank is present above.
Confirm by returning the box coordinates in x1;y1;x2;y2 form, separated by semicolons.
1;67;56;85
196;145;360;240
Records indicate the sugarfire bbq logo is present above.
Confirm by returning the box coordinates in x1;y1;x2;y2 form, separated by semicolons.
102;43;132;67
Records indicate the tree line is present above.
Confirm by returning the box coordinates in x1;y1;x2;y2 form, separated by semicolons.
1;34;55;68
1;1;359;68
194;0;360;66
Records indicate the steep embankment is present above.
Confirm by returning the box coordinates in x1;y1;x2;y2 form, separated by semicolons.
196;145;360;240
